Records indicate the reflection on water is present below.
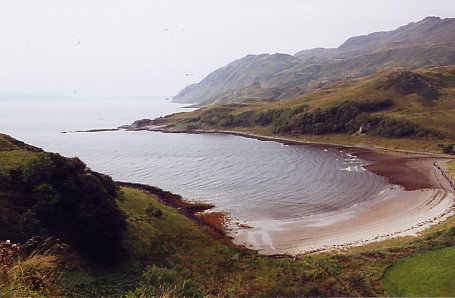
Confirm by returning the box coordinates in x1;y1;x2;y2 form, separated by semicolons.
0;98;388;225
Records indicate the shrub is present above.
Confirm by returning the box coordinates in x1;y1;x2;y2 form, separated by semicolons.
146;204;163;217
369;118;434;138
255;105;309;126
0;171;11;189
274;101;365;135
18;153;127;265
443;144;454;154
270;99;435;138
186;124;200;130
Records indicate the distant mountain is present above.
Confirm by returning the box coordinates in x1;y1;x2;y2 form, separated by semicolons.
174;53;302;105
173;16;455;106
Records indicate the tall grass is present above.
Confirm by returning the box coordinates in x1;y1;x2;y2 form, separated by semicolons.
0;237;64;296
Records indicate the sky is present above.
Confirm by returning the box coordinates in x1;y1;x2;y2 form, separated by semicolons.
0;0;454;99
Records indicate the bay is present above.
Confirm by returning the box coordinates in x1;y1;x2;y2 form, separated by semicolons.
0;97;388;230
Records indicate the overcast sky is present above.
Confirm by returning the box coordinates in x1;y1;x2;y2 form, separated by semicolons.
0;0;453;99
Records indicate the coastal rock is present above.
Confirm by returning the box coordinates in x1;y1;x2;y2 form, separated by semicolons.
130;118;154;128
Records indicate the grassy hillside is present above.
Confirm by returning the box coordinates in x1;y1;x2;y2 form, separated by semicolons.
0;134;127;295
0;133;43;152
0;134;42;171
142;66;455;153
63;186;455;297
60;186;235;296
2;134;455;296
382;245;455;296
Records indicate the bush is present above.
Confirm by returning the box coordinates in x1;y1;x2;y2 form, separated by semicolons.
254;105;308;126
270;99;434;138
0;171;11;189
18;153;127;265
442;144;454;154
274;101;368;135
369;118;434;138
186;124;200;130
146;204;163;217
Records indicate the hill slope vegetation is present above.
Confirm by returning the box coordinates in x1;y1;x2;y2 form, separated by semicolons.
133;66;455;152
0;134;127;265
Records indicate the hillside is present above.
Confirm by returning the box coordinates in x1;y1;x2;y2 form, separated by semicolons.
131;66;455;153
2;134;455;296
173;16;455;106
0;134;127;266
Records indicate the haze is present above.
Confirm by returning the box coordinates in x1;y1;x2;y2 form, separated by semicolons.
0;0;454;99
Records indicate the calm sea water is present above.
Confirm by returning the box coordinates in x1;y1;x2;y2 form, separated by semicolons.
0;98;388;225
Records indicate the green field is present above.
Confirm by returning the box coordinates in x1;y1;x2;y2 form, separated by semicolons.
382;245;455;297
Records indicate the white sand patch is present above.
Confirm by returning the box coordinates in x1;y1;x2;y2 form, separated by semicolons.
232;187;454;255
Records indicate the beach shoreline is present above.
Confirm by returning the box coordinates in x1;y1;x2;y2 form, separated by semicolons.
118;126;455;254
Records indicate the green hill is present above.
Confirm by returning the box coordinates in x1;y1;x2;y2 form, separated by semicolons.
173;17;455;106
131;66;455;153
0;134;127;265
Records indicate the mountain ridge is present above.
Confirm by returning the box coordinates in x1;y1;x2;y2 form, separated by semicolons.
173;16;455;106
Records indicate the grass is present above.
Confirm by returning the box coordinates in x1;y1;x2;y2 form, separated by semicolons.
0;133;42;152
348;156;455;297
60;187;235;296
237;127;452;153
0;133;41;171
60;186;455;297
445;160;455;180
0;238;63;297
382;245;455;297
116;187;233;266
0;151;40;171
153;66;455;153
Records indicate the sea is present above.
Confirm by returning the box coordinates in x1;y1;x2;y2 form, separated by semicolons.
0;97;389;235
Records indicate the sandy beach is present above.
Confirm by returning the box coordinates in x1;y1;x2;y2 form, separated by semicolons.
186;130;455;254
233;186;453;255
226;136;455;254
131;127;455;254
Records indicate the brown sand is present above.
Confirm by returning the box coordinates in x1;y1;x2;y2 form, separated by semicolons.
344;146;453;191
